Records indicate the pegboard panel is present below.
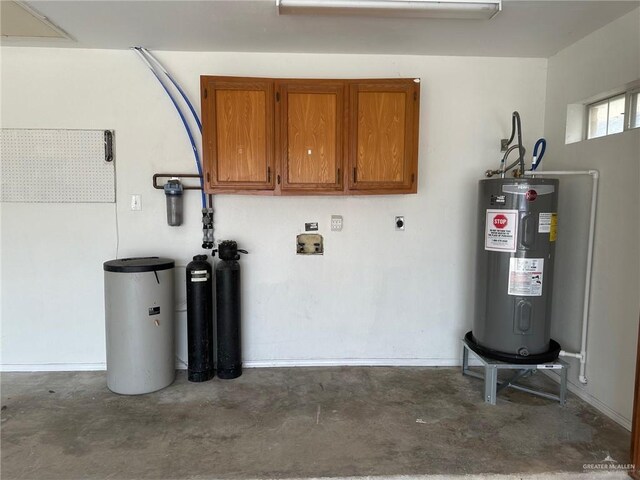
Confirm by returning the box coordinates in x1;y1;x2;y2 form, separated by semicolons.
1;129;115;203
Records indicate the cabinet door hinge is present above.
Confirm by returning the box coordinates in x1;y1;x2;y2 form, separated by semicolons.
267;167;272;182
206;172;210;183
337;168;340;180
353;167;357;183
204;88;208;99
277;174;281;185
413;91;417;101
276;92;280;102
411;173;415;183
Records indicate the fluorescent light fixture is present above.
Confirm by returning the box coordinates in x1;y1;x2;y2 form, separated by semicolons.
276;0;502;20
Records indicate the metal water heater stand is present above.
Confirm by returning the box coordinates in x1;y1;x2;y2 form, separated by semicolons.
462;334;568;406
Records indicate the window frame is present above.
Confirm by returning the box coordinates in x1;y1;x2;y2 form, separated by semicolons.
585;93;626;139
626;87;640;130
585;85;640;140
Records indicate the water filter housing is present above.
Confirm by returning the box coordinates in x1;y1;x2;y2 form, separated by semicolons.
164;179;183;226
472;177;561;362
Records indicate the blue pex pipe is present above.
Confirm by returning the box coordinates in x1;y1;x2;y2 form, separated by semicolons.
132;47;206;207
532;138;547;171
140;47;202;132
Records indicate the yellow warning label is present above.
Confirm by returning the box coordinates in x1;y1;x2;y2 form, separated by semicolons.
550;213;558;242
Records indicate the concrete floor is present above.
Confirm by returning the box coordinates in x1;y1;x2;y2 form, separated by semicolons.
0;367;630;479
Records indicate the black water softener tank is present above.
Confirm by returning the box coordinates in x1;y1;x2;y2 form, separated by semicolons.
186;255;214;382
214;241;247;379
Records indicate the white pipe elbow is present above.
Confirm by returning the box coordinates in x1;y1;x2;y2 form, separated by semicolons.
559;350;583;360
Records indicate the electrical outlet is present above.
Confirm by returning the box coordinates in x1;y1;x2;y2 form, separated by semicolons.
131;194;141;211
395;216;405;231
331;215;343;231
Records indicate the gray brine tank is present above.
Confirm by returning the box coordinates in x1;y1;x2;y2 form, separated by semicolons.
472;177;560;361
104;257;176;394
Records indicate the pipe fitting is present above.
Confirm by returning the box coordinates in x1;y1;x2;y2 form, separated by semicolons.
559;350;584;360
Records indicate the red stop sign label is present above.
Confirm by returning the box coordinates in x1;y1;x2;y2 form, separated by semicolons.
493;214;508;229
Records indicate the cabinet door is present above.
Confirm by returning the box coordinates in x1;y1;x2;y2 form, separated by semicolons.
348;80;419;194
278;81;345;192
201;77;275;192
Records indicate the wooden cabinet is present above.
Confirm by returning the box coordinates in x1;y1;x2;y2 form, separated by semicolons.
348;80;419;194
200;76;419;195
201;77;275;192
278;81;346;193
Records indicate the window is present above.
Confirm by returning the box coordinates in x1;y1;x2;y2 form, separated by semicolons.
586;87;640;140
630;89;640;129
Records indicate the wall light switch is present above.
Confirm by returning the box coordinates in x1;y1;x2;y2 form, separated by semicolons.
331;215;343;231
131;194;142;211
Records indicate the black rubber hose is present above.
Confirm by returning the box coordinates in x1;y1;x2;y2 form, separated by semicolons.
514;112;525;174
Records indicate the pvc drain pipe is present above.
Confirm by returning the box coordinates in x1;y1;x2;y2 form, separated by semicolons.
524;169;599;384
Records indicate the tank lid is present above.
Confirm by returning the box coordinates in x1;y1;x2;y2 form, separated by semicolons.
103;257;175;273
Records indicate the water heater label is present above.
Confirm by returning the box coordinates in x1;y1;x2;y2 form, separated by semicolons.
508;258;544;296
538;212;558;237
538;213;553;233
549;214;558;242
485;209;518;252
490;194;506;205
